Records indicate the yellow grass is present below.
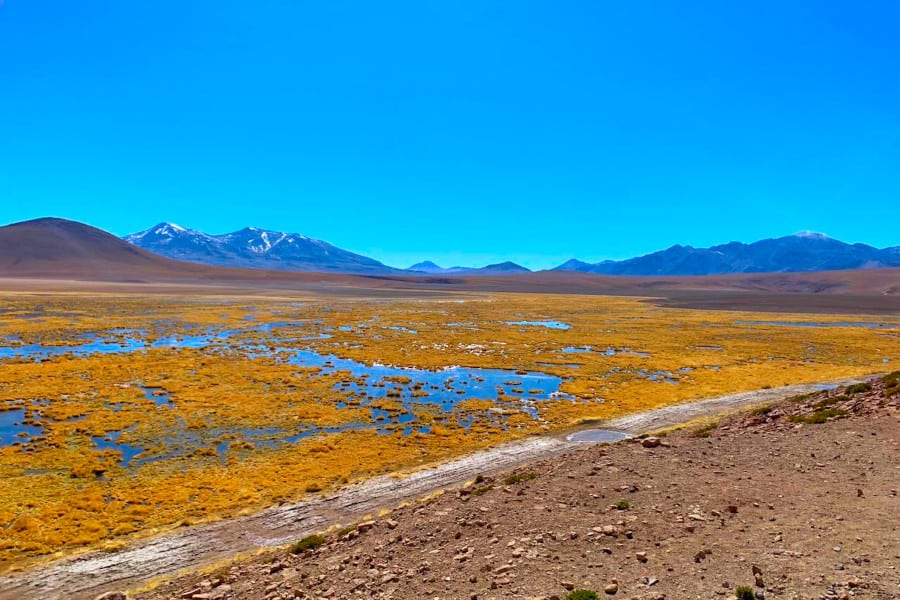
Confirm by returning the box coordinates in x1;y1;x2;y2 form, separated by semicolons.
0;292;896;568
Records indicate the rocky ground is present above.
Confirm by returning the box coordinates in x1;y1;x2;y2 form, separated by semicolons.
129;375;900;600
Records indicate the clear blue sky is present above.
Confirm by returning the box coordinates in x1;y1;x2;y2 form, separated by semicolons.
2;1;898;270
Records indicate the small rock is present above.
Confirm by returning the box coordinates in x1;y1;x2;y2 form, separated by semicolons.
636;551;649;563
641;437;661;448
604;582;619;595
357;520;377;532
94;593;128;600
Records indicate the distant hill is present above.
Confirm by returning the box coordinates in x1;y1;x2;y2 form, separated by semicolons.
0;218;208;280
554;232;900;276
125;223;400;275
407;260;531;276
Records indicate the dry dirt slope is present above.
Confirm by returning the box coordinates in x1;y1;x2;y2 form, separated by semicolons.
133;376;900;600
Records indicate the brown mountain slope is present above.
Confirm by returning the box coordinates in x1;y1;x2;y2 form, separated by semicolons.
0;218;208;280
0;218;359;284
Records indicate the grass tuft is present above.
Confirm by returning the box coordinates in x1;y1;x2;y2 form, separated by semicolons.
289;533;326;554
503;472;538;486
735;585;755;600
789;408;846;425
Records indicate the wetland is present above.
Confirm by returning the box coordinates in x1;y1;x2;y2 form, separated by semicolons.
0;292;896;568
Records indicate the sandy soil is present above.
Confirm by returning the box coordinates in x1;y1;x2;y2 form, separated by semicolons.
0;377;878;600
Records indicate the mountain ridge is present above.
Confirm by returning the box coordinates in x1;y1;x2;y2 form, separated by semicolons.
553;233;900;276
0;219;897;307
407;260;531;276
126;222;400;275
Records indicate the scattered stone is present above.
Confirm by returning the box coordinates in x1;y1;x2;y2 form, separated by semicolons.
356;520;377;532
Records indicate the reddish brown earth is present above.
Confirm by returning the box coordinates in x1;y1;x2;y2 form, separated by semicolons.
132;377;900;600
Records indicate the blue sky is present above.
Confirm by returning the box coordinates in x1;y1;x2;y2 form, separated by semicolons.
2;1;898;270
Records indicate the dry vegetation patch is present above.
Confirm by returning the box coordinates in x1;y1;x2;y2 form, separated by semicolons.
0;293;896;566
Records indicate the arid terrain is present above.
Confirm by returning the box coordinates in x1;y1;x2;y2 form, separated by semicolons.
121;373;898;600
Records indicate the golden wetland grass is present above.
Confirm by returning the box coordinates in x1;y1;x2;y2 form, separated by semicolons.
0;292;896;568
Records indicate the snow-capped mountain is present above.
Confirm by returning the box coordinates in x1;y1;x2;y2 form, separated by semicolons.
553;233;900;276
125;223;400;274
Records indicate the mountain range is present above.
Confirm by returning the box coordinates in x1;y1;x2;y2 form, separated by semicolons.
125;223;399;275
125;223;532;275
407;260;531;276
1;219;898;306
554;232;900;276
124;223;899;277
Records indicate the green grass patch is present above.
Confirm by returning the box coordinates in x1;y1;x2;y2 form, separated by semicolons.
735;586;755;600
815;394;847;409
787;392;817;403
565;591;600;600
503;472;538;485
789;408;846;425
614;500;630;510
692;421;718;438
503;472;537;485
881;371;900;388
845;382;872;395
750;405;773;417
471;484;494;496
289;533;326;554
334;525;356;538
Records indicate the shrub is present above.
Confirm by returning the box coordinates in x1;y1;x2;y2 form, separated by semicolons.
565;590;600;600
290;533;326;554
334;525;356;538
788;392;816;403
735;585;755;600
807;408;846;424
692;422;718;438
471;484;494;496
614;500;630;510
474;474;485;484
815;395;847;408
789;408;846;425
881;371;900;388
504;472;537;485
750;406;772;416
304;482;322;493
882;372;900;396
845;382;871;395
